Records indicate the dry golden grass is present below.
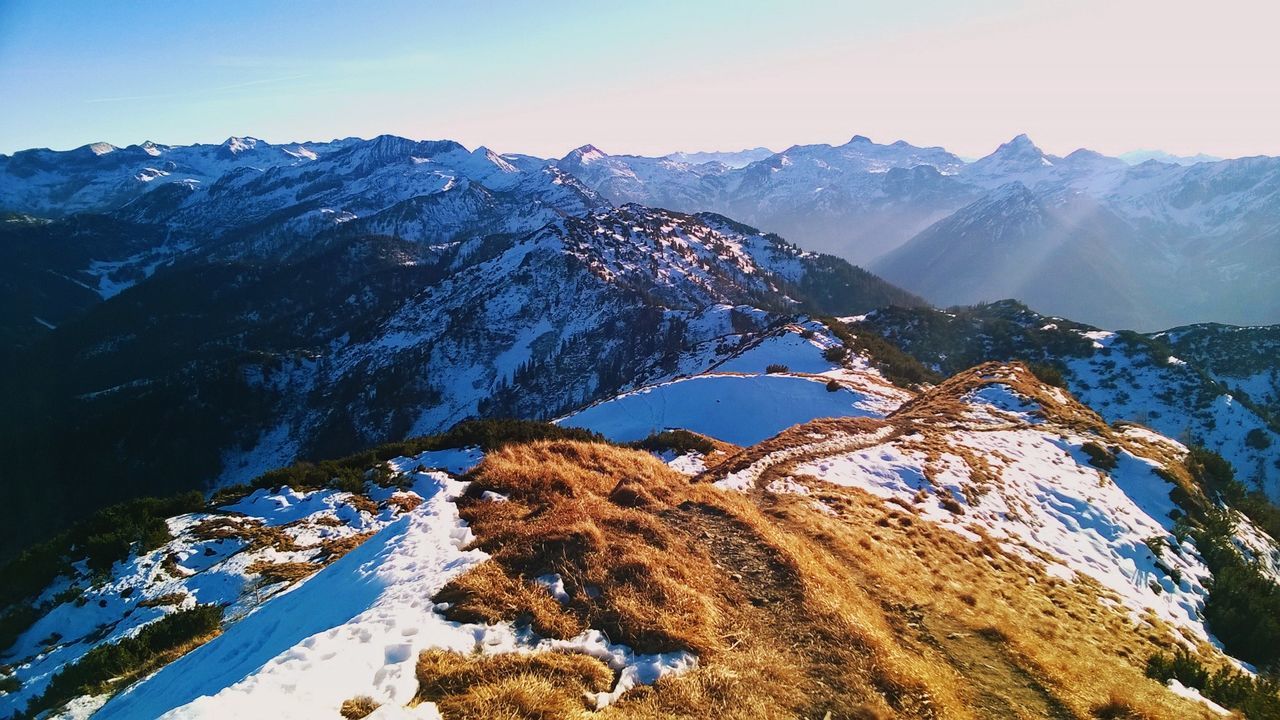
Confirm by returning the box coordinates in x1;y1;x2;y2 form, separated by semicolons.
386;493;424;514
314;531;376;563
345;494;379;515
409;361;1235;719
419;422;1227;720
190;517;298;552
446;441;721;655
415;649;613;719
245;560;318;585
137;592;187;608
339;695;381;719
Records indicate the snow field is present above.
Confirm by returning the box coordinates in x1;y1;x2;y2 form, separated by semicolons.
92;460;694;718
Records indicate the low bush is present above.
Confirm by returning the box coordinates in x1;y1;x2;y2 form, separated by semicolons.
31;604;223;715
1146;649;1280;719
631;430;716;456
1167;447;1280;668
1247;428;1273;450
242;419;609;496
0;491;205;609
1081;441;1118;470
817;317;939;388
765;363;790;374
1025;361;1069;389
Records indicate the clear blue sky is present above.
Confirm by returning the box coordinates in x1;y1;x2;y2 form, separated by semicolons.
2;0;1277;158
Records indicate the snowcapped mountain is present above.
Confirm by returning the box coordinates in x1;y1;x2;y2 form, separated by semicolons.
0;200;922;558
662;147;774;168
4;129;1280;718
554;136;976;264
544;134;1280;330
1120;149;1224;166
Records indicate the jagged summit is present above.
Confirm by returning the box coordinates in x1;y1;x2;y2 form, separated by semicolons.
965;133;1053;175
561;143;608;164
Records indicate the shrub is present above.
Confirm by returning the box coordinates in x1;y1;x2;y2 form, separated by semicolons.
817;317;939;388
244;420;610;495
31;605;222;715
631;430;716;456
1247;428;1273;450
1142;535;1166;559
765;364;790;374
822;345;849;363
1081;442;1118;471
0;604;41;656
1166;447;1280;668
1025;361;1068;389
1146;650;1280;719
826;379;841;393
0;491;206;609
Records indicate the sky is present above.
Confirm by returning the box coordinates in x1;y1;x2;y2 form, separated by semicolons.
1;0;1278;158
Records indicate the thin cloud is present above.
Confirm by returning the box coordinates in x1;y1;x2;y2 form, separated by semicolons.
85;74;309;104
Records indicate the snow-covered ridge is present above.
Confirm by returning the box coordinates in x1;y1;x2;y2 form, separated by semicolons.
699;361;1280;667
2;451;696;719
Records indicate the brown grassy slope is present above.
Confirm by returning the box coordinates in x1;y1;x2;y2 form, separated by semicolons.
420;430;1218;720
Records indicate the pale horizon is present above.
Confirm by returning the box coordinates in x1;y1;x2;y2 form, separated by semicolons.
2;0;1278;159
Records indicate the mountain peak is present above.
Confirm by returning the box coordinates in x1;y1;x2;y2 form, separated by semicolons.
1000;133;1042;155
221;136;262;153
966;134;1052;174
563;144;608;164
848;134;873;144
80;142;118;156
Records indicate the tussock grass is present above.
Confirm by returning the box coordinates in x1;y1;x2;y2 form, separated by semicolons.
416;365;1228;718
190;517;298;552
339;695;381;719
386;493;423;513
415;649;613;718
314;531;375;563
246;560;318;585
444;441;720;655
137;592;187;608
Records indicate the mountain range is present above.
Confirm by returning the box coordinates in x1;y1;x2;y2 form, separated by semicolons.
5;132;1277;331
2;130;1280;719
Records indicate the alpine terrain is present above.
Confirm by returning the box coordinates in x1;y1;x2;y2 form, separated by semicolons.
1;133;1279;720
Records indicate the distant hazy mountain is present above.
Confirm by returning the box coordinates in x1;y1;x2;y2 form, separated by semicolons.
664;147;774;168
1118;149;1223;165
554;135;975;264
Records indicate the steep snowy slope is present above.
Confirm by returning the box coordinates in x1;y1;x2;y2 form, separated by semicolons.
1156;323;1280;419
862;301;1280;501
0;205;923;558
558;318;911;445
5;360;1276;719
